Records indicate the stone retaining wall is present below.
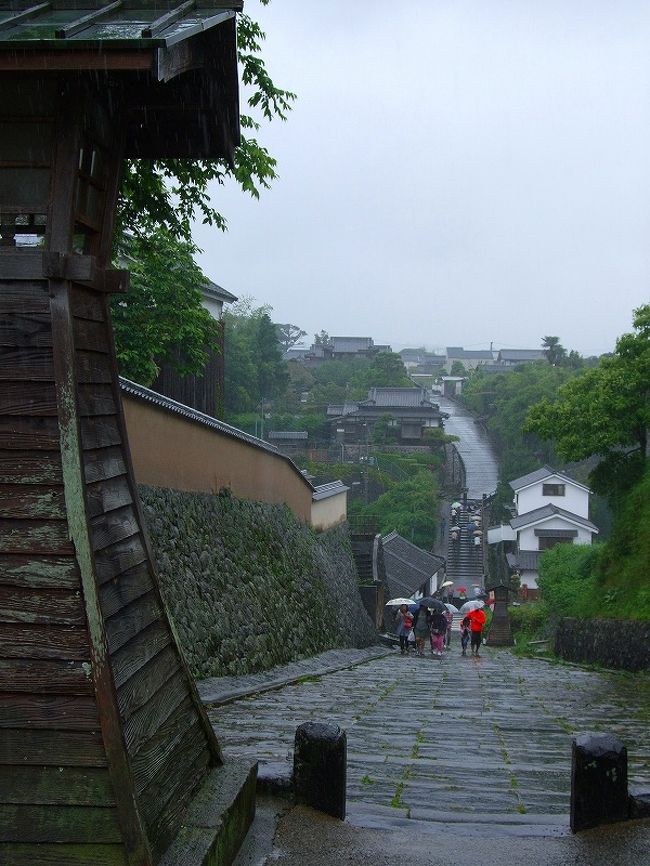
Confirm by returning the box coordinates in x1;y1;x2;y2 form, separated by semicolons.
140;485;377;679
554;617;650;672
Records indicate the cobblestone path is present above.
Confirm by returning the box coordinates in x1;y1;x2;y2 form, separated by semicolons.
437;396;498;499
208;648;650;834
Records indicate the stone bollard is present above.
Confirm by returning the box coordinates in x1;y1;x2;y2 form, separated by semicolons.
571;733;628;832
294;722;347;819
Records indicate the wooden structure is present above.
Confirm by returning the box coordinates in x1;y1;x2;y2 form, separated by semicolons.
0;4;248;865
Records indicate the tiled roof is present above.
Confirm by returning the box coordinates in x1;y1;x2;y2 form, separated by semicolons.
498;349;545;362
268;431;308;440
446;347;494;360
326;402;359;417
119;378;313;490
510;504;598;533
312;481;349;501
506;551;540;571
509;466;590;493
382;530;445;598
362;387;434;408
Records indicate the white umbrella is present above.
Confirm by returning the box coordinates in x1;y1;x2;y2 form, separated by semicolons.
440;580;454;588
460;600;485;613
451;501;462;509
445;603;459;613
385;597;415;606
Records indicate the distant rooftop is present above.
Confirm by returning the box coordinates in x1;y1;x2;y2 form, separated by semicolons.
497;349;545;362
510;503;598;533
361;387;435;409
446;347;494;360
509;465;590;493
202;280;238;305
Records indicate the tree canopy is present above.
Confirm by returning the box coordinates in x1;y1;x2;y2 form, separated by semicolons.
112;230;220;386
526;305;650;498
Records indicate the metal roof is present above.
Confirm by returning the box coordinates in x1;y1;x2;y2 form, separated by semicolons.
119;377;314;490
509;465;591;493
510;503;598;533
0;2;242;49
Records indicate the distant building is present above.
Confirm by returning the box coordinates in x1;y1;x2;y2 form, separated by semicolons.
400;347;446;372
496;349;546;366
267;431;309;453
328;387;447;445
445;347;494;372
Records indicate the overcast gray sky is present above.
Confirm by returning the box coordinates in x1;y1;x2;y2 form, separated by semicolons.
193;0;650;356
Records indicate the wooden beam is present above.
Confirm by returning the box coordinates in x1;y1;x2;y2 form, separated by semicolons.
56;2;123;40
143;1;195;38
0;50;153;72
0;3;51;33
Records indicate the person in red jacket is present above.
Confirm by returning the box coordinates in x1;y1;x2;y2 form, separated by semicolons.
467;607;486;657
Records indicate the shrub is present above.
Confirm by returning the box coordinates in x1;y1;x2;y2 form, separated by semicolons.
537;544;602;617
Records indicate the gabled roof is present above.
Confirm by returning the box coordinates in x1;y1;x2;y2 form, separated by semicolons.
510;504;598;533
326;402;359;417
509;465;591;494
382;531;445;598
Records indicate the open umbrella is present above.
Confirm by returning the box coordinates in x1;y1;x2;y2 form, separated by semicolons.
445;603;459;613
451;501;462;509
460;600;485;613
416;596;446;611
440;580;454;589
385;597;416;606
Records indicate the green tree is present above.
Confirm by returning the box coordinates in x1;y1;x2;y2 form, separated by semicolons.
526;305;650;498
112;230;219;385
450;360;467;377
541;336;567;367
351;352;412;392
276;323;307;353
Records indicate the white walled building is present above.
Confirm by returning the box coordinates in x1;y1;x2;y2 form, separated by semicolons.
499;466;598;594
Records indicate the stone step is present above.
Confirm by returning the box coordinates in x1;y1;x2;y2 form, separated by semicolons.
159;760;257;866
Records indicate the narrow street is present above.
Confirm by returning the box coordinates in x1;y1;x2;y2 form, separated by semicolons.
438;396;499;499
208;648;650;835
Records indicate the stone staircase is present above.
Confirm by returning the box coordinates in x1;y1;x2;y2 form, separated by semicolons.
445;503;484;593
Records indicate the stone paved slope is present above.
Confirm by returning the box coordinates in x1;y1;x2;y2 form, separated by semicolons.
208;646;650;835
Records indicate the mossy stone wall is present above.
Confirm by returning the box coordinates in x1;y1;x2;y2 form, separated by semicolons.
139;485;377;678
555;617;650;672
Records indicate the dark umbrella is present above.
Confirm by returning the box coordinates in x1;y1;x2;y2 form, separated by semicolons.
415;596;446;611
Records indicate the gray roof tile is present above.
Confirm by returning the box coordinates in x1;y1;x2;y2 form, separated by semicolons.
510;504;598;532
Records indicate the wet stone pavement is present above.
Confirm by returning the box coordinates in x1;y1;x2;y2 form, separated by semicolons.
207;646;650;836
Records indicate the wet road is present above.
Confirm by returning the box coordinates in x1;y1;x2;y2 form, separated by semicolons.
438;396;498;498
209;648;650;835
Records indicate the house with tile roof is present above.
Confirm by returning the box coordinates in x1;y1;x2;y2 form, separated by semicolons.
445;347;495;372
327;387;447;445
496;349;546;365
499;466;598;595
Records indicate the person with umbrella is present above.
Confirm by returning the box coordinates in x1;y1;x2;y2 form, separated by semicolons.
394;604;414;655
411;602;431;657
429;607;448;657
466;606;487;657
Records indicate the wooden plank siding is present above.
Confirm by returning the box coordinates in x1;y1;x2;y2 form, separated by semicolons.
70;283;218;849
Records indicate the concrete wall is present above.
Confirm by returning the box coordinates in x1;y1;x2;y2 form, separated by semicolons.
311;491;347;532
123;392;313;523
555;617;650;672
516;482;589;518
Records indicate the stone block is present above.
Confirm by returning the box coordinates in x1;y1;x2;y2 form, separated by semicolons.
570;733;628;832
294;722;347;819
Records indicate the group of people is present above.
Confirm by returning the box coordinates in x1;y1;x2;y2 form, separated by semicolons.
395;603;486;658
